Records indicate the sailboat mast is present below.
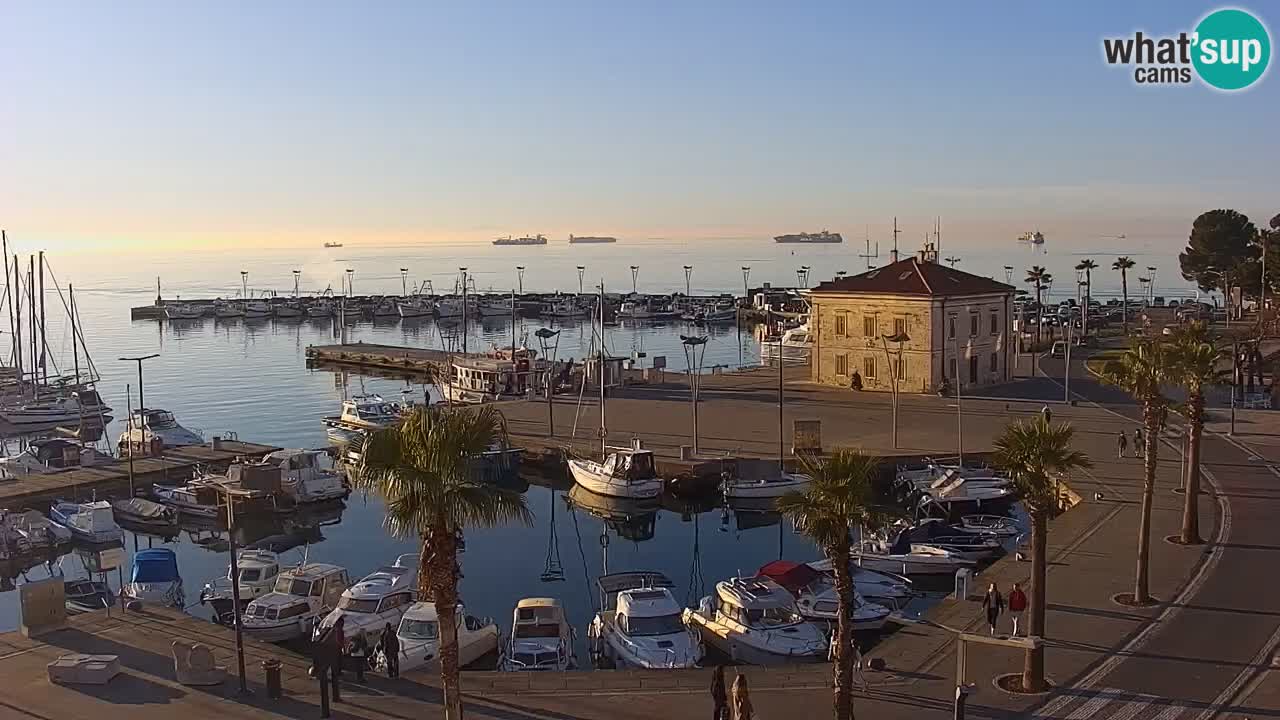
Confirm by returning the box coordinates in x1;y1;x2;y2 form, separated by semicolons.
28;257;36;383
12;256;21;386
777;309;784;471
461;268;468;355
599;282;606;458
38;251;46;384
511;288;516;354
2;231;14;371
70;284;80;385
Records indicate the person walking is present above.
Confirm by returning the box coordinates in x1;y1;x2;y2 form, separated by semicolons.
313;616;346;715
379;622;400;679
732;673;754;720
710;664;728;720
349;630;368;683
982;583;1004;636
328;616;346;702
1008;582;1028;637
1117;431;1128;459
1133;427;1143;458
852;640;867;689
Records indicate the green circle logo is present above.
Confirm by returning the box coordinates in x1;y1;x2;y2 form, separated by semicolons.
1193;8;1271;90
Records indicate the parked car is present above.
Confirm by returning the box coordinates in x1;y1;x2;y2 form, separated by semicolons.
1050;341;1067;359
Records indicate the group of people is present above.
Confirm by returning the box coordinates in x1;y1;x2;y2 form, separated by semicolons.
982;582;1029;637
310;617;402;715
1116;428;1145;459
710;665;755;720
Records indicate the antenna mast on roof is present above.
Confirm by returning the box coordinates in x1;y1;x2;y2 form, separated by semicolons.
890;217;900;263
934;217;941;256
858;226;879;269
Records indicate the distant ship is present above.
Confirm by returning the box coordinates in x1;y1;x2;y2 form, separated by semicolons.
493;234;548;246
774;230;843;244
568;235;617;244
324;242;344;248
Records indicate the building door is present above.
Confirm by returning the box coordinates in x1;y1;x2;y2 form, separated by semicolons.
968;355;978;384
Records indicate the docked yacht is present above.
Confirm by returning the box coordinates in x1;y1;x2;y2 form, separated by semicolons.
684;576;828;665
392;602;500;673
261;449;349;504
123;548;185;607
917;473;1016;515
117;408;203;455
0;438;113;479
322;395;405;443
755;561;891;632
1;390;112;426
242;563;350;642
759;325;813;365
315;554;419;645
444;355;533;404
111;497;178;530
501;597;576;671
588;572;702;669
199;549;281;623
567;441;664;500
804;559;916;615
49;500;123;544
851;530;976;577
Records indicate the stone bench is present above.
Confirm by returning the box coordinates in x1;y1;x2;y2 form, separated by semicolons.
47;654;121;685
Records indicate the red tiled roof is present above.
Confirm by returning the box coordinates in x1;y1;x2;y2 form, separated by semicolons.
810;257;1015;297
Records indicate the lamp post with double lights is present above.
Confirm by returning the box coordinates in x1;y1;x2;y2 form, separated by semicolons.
630;265;639;295
536;328;561;436
741;266;751;300
577;266;585;295
681;334;709;455
516;266;526;295
882;332;909;449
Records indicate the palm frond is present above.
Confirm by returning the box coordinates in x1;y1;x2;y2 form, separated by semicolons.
993;417;1092;514
780;450;884;549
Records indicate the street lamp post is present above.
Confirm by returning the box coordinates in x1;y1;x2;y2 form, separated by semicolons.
217;486;250;695
400;268;409;297
882;332;909;449
516;266;526;295
630;265;639;295
681;335;709;455
741;266;751;301
577;266;585;295
797;266;810;288
536;328;561;437
345;268;354;297
292;270;301;298
240;270;249;301
1064;315;1073;402
683;265;693;299
1003;266;1013;284
460;267;468;354
951;318;964;464
119;354;160;417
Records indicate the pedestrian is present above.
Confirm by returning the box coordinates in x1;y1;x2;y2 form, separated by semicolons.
1117;431;1128;459
710;664;728;720
380;622;400;679
328;616;345;702
732;673;754;720
1041;405;1052;424
349;630;368;683
852;640;867;689
1133;428;1143;458
312;616;346;715
982;582;1004;636
850;370;863;391
1008;582;1028;637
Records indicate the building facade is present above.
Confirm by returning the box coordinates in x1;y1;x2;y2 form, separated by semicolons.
807;253;1015;393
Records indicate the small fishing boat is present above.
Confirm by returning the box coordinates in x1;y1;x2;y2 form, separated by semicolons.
242;563;351;643
2;508;72;550
244;300;273;319
501;597;576;671
322;395;406;443
213;301;245;319
0;438;113;479
111;497;178;529
49;500;123;544
444;355;533;404
391;602;500;673
539;298;589;319
684;576;828;665
261;449;349;504
306;300;334;318
850;530;976;577
588;572;702;669
958;514;1022;537
372;297;402;317
567;441;665;500
756;561;892;632
722;459;812;500
397;297;434;318
200;549;281;624
64;579;116;614
899;518;1005;561
117;408;204;454
164;303;205;320
275;302;304;319
123;548;185;607
315;553;419;646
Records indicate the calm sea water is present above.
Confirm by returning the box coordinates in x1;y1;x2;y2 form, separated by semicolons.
0;238;1196;648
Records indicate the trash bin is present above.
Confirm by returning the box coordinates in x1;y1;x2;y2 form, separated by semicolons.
262;658;282;699
954;568;971;601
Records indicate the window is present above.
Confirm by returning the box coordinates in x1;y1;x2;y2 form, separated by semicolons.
834;313;847;336
990;311;999;336
835;353;849;376
948;315;956;339
338;597;379;613
400;618;439;640
863;314;877;337
991;352;999;373
969;355;978;384
863;356;876;378
893;317;907;337
278;603;309;620
969;313;979;337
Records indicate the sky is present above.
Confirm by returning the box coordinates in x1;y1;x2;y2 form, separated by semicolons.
0;1;1276;253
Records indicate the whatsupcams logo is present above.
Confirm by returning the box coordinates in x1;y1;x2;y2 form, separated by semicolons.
1103;7;1271;90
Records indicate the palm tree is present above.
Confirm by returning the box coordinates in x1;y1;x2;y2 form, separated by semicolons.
1100;336;1174;604
354;405;533;719
778;450;888;720
1025;266;1053;346
1113;257;1136;334
1168;321;1223;545
993;417;1091;692
1075;259;1098;337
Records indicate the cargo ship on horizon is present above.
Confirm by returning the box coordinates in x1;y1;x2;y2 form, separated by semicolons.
493;234;548;246
568;235;617;244
774;230;843;244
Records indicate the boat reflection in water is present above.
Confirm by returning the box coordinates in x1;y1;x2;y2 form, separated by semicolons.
566;485;659;543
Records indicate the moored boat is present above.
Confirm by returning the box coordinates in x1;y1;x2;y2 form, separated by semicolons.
567;441;664;500
241;563;351;643
589;572;702;669
501;597;576;671
390;601;499;673
123;548;185;607
683;576;828;665
50;500;123;544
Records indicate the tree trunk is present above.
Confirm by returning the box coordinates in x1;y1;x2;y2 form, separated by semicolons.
428;524;464;719
1083;271;1090;338
1180;391;1204;544
1121;271;1129;334
1022;508;1048;691
1134;399;1159;604
829;542;855;720
1036;285;1043;347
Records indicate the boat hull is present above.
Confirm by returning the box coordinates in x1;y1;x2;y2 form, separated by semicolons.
684;611;825;666
568;459;663;499
723;473;812;499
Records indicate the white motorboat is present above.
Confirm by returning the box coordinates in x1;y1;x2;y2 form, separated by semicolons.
755;561;891;632
1;390;112;426
958;514;1022;538
805;559;916;614
199;549;281;624
501;597;576;671
260;449;349;504
322;395;405;442
684;576;828;666
117;408;203;455
397;297;434;318
898;518;1005;561
111;497;178;529
213;301;245;318
0;438;113;479
588;572;702;669
760;324;813;365
851;530;976;577
164;303;205;320
49;500;123;544
567;441;664;500
391;601;500;673
315;553;419;646
152;484;221;519
616;299;679;320
898;466;1011;495
242;563;351;643
918;474;1017;515
123;548;185;607
722;460;812;500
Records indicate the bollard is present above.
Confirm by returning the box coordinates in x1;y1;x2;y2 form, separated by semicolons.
262;658;282;699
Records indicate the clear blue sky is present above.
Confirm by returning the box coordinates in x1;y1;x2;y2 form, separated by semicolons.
0;1;1274;251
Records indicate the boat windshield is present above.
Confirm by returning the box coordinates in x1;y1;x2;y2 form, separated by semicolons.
399;619;439;640
239;568;262;582
338;597;379;613
623;613;685;637
514;623;561;639
147;412;176;427
746;606;803;629
274;577;312;596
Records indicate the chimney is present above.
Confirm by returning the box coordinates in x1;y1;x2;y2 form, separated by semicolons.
890;248;899;263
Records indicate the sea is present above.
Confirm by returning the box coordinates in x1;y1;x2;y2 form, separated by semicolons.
0;237;1196;655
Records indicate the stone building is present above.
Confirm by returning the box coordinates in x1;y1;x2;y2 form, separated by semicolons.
806;251;1016;393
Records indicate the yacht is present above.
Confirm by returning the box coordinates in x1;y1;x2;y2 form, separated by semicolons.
164;303;206;320
804;559;916;616
261;449;349;504
501;597;576;671
392;602;499;673
322;395;405;443
588;572;702;669
123;548;185;607
898;518;1005;561
315;554;419;645
111;497;178;530
755;561;891;632
567;440;665;500
684;576;828;665
241;563;350;642
49;500;123;544
199;549;281;624
0;438;113;479
152;484;221;519
1;390;112;426
397;297;434;318
917;473;1017;515
117;408;203;455
759;325;813;365
851;529;976;577
444;356;531;404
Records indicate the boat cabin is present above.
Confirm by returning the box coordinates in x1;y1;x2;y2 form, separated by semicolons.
600;446;655;480
710;577;805;630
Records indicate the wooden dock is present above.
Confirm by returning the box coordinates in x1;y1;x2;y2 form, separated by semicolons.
0;440;280;510
305;342;464;380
